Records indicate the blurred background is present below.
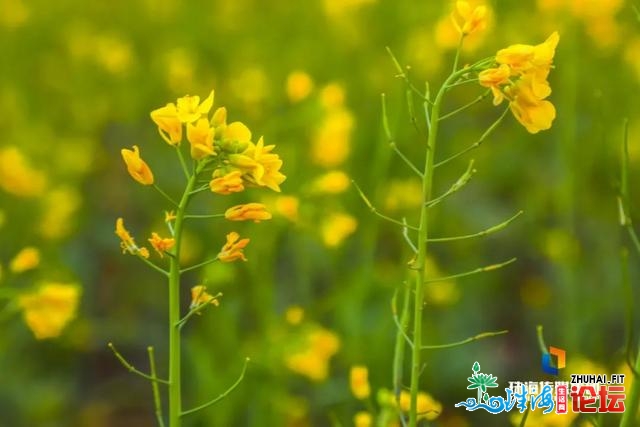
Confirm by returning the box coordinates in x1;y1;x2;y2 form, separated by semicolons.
1;0;639;426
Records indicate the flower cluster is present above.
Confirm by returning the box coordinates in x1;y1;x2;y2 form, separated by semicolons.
451;1;487;37
148;90;286;193
117;90;287;265
479;32;559;133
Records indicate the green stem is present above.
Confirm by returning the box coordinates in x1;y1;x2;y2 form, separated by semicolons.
421;330;508;350
620;344;640;427
408;66;470;427
392;286;411;417
168;167;200;427
148;346;166;427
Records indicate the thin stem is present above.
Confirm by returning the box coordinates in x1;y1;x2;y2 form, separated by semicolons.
392;288;415;349
424;160;475;208
177;294;222;329
188;184;211;195
518;407;530;427
180;256;219;274
138;255;170;277
351;180;419;231
402;218;418;253
428;210;523;242
452;35;464;73
620;346;640;427
434;105;510;168
423;257;517;283
536;325;548;355
183;213;225;220
444;78;479;89
154;184;178;206
438;90;490;121
390;143;423;178
421;330;508;350
148;346;166;427
108;343;170;385
386;47;432;104
176;147;190;180
181;358;250;417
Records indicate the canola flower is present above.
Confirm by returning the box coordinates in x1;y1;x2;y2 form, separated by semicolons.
479;32;560;133
19;283;80;339
114;89;285;427
350;365;371;400
9;246;40;273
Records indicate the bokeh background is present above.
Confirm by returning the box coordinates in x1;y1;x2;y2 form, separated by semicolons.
1;0;639;426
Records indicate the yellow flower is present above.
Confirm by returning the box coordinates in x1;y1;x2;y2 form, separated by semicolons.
399;390;442;421
150;103;183;146
452;1;487;36
19;283;80;339
190;285;221;309
210;170;244;195
311;170;350;194
228;137;287;192
274;195;299;222
478;64;511;105
350;365;371;400
321;213;357;247
497;31;560;96
222;121;253;151
148;232;175;258
121;145;154;185
285;327;340;381
353;412;373;427
0;146;47;198
217;232;250;262
176;90;214;123
225;203;272;223
211;106;227;127
311;109;354;167
115;217;149;258
9;247;40;273
286;70;314;103
505;75;556;134
285;305;304;325
186;118;215;160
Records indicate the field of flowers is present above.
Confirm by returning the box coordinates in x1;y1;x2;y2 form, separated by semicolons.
1;0;640;426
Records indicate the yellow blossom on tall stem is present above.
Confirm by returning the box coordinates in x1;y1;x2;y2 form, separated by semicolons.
150;103;182;145
228;137;286;192
451;1;487;36
210;170;244;195
218;232;250;262
190;285;221;309
115;88;283;427
148;232;175;258
121;145;154;185
176;90;214;123
225;203;272;223
186;118;215;160
115;217;149;258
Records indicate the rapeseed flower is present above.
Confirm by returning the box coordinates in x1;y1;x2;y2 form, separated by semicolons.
480;32;559;133
115;218;149;258
452;1;487;36
210;170;244;195
19;283;80;339
350;365;371;399
190;285;221;309
148;232;175;258
217;232;249;262
9;247;40;273
225;203;272;223
186;118;215;160
121;145;154;185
